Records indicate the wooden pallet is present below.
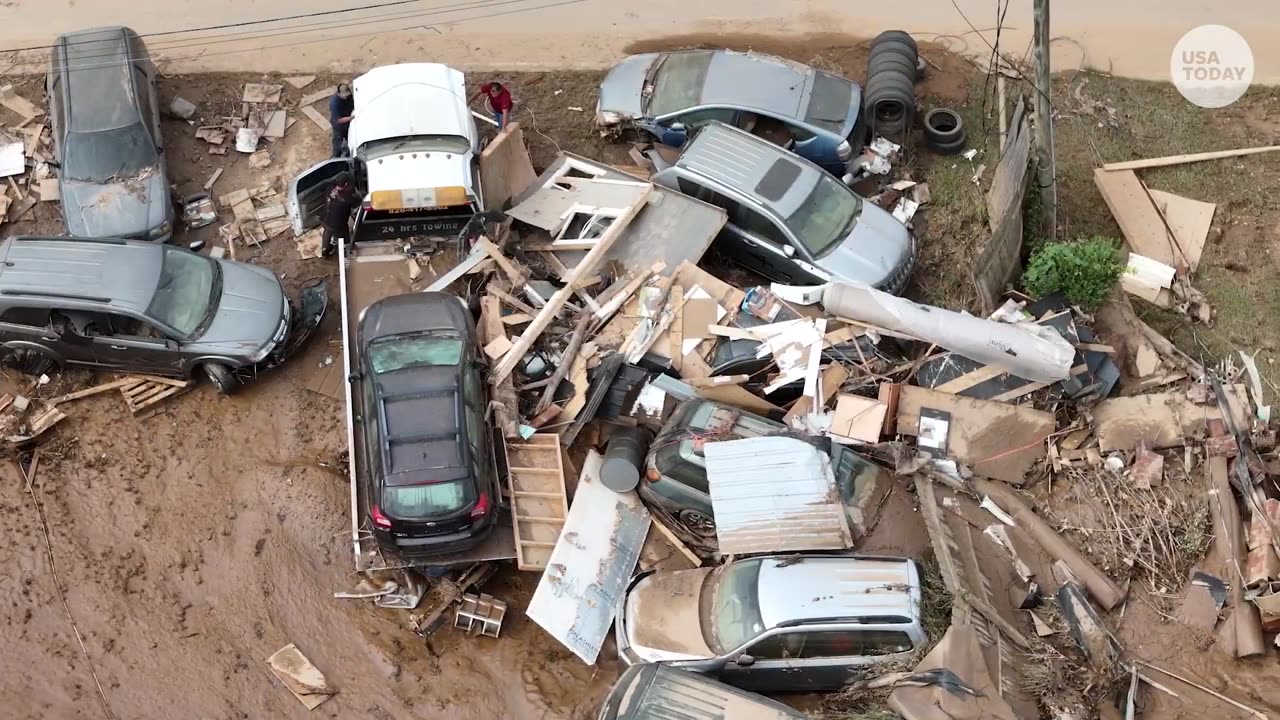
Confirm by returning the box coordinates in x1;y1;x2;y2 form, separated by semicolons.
119;376;192;415
507;433;568;571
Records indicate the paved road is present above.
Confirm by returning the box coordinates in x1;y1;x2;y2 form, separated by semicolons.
2;0;1275;81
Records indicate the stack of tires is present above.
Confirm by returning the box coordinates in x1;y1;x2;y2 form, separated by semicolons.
864;31;920;142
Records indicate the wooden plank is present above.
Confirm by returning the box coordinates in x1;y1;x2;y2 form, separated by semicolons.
48;377;135;405
1092;168;1181;268
1102;145;1280;171
474;237;528;287
507;434;568;571
895;386;1056;485
300;105;330;132
492;187;651;382
483;335;514;361
1092;388;1245;451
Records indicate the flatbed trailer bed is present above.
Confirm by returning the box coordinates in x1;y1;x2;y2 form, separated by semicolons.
339;239;516;573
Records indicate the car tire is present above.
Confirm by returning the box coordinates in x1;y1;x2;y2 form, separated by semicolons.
1;347;56;377
928;134;968;156
873;30;918;53
924;108;967;151
868;52;919;80
678;509;717;539
203;363;239;395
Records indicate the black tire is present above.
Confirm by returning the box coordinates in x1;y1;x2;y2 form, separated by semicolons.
868;52;919;81
924;108;966;146
870;40;919;66
872;30;918;53
203;363;239;395
677;509;717;540
1;347;57;377
928;134;968;156
864;69;917;100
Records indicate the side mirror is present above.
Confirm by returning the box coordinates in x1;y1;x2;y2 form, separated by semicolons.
733;654;756;667
782;245;796;257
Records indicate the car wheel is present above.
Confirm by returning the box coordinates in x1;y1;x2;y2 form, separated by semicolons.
678;509;717;539
1;347;57;377
203;363;239;395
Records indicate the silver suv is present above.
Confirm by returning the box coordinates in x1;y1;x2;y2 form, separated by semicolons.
0;237;327;392
615;553;926;693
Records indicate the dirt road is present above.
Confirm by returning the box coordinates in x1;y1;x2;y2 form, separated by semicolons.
1;0;1277;82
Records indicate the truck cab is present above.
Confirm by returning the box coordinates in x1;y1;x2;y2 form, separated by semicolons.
287;63;483;243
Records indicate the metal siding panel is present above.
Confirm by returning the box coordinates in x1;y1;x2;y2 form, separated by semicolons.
527;451;650;664
704;436;853;555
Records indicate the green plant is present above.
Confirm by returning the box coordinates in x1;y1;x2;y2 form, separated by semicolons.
1023;237;1124;309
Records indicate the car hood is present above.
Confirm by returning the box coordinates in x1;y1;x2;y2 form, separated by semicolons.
597;53;660;122
625;567;716;662
820;202;913;286
61;168;169;238
196;261;286;351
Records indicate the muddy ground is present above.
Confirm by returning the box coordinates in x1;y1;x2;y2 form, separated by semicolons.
4;32;1280;720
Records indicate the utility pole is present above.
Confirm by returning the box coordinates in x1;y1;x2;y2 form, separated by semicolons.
1032;0;1057;241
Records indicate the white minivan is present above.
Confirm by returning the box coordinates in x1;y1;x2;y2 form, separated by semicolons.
287;63;484;242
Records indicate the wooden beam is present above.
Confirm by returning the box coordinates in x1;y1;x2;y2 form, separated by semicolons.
492;187;651;382
535;312;591;415
1101;145;1280;171
474;236;529;287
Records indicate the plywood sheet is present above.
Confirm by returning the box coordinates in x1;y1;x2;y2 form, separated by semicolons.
1093;168;1182;268
896;386;1055;485
1149;188;1214;274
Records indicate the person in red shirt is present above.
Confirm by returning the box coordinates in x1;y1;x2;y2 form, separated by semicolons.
470;81;513;129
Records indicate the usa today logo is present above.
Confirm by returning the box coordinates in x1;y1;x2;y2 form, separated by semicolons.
1171;25;1253;108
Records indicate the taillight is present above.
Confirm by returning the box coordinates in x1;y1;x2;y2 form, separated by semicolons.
470;492;490;519
371;505;392;530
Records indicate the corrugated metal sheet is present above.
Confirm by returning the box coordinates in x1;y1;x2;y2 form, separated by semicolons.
704;436;853;555
526;450;650;665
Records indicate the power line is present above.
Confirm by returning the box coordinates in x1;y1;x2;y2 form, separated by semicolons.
0;0;429;54
33;0;583;74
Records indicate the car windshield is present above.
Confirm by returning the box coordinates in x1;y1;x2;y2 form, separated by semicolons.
785;173;863;257
147;247;217;338
358;135;471;162
805;72;854;133
63;124;156;181
382;481;469;517
369;335;463;374
649;52;713;116
705;559;766;653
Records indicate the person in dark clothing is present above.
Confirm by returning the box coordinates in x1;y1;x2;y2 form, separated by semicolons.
330;83;355;157
468;81;513;129
321;172;358;257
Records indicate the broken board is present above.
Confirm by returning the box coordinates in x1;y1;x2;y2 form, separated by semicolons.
526;450;650;664
1148;189;1213;274
1091;387;1246;451
507;433;569;571
896;385;1055;485
265;643;336;710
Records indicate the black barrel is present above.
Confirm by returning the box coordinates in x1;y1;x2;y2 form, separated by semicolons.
600;427;651;493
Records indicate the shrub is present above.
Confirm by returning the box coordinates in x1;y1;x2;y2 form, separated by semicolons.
1023;237;1124;309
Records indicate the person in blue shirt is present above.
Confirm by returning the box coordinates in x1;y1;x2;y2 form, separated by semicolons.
329;83;354;157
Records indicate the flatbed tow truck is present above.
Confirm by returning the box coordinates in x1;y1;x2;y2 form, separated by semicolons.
288;62;518;574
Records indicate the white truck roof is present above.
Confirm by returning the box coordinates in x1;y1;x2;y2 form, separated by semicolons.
348;63;478;209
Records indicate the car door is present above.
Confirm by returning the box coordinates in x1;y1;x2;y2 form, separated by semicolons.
650;108;738;147
287;158;356;235
717;630;808;692
726;204;813;283
88;312;183;375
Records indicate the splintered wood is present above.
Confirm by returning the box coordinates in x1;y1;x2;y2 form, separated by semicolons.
507;434;568;571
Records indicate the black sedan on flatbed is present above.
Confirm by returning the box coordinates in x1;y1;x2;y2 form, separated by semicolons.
352;292;500;557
